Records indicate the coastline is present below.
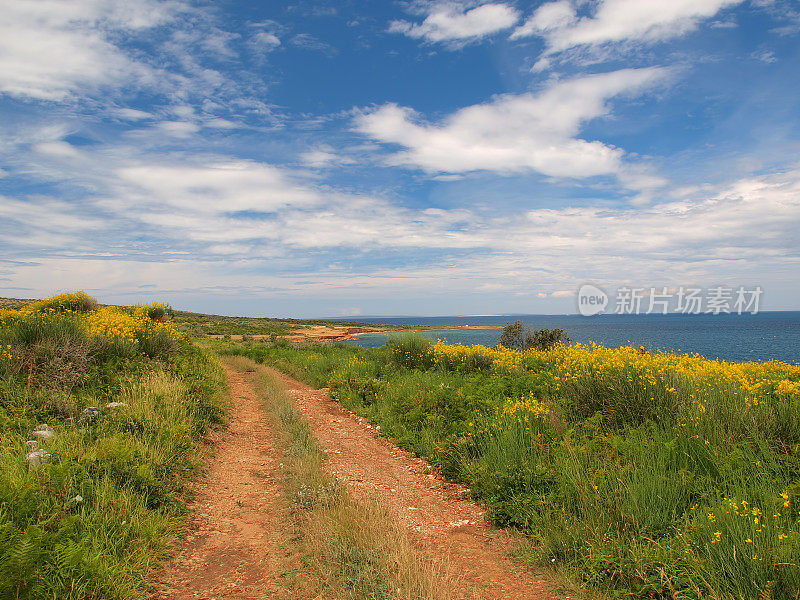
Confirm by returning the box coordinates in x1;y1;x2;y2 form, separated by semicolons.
327;324;503;342
206;324;502;343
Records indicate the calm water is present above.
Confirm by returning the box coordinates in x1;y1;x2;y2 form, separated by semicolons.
336;312;800;364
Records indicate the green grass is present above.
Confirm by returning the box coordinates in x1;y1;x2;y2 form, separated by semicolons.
220;336;800;600
0;299;227;599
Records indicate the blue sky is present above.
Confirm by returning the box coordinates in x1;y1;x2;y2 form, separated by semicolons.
1;0;799;317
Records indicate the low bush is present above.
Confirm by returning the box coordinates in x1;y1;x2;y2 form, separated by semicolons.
22;291;98;315
142;301;173;322
499;320;571;352
387;332;434;369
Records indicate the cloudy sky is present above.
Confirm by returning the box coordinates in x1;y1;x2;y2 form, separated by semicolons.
1;0;799;316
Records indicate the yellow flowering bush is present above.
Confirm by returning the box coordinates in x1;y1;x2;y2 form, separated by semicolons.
693;490;800;590
497;390;550;421
430;340;497;371
0;308;16;326
0;292;226;599
86;306;140;344
0;293;184;371
482;391;553;445
86;304;183;359
0;343;15;376
19;291;98;315
328;354;385;404
393;335;800;437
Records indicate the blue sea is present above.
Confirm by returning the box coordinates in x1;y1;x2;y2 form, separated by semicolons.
336;312;800;364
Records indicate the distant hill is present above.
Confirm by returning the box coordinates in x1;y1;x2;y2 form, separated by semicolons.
171;308;399;338
0;297;34;310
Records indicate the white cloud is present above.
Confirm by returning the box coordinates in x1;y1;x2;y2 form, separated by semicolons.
299;147;356;168
2;154;799;308
511;1;576;39
34;141;81;157
355;68;668;187
199;27;240;59
156;121;201;137
300;150;340;168
0;195;102;233
0;0;796;312
0;0;176;101
170;105;195;119
289;33;337;55
75;153;800;263
389;3;519;44
251;31;281;50
0;0;265;114
204;118;239;129
751;49;777;63
206;243;254;255
111;159;323;215
112;108;154;120
512;0;744;56
246;19;284;58
276;196;478;249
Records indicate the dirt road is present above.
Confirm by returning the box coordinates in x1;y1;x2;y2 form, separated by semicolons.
153;362;568;599
151;367;293;600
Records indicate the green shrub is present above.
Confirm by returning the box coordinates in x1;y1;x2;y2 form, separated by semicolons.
387;333;433;369
88;335;139;363
26;291;98;314
0;311;90;389
2;309;87;349
499;321;571;351
136;327;179;359
143;302;173;322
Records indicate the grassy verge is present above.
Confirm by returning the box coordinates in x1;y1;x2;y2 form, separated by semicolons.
219;335;800;600
224;355;450;600
0;293;227;599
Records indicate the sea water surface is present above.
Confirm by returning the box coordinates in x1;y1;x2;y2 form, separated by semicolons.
337;312;800;364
